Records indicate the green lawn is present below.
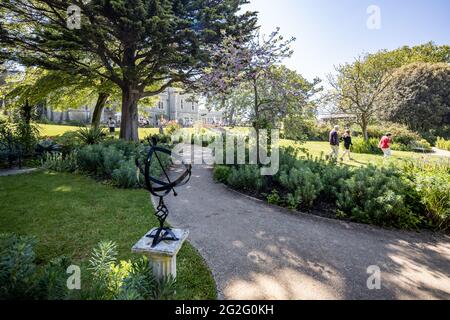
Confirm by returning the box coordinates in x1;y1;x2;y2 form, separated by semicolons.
38;123;160;138
281;140;444;167
0;171;216;300
37;124;446;167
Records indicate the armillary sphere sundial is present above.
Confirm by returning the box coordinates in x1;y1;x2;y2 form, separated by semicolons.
136;137;192;248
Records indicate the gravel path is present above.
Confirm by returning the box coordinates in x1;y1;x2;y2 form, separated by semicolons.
432;147;450;158
0;167;37;176
157;146;450;300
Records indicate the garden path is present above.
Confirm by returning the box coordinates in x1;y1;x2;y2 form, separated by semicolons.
0;167;37;176
432;147;450;158
157;145;450;300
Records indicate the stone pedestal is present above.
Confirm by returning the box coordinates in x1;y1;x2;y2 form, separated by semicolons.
132;228;189;280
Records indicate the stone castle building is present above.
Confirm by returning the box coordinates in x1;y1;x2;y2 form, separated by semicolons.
44;88;223;127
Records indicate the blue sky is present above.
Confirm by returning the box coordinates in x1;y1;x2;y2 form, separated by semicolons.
243;0;450;81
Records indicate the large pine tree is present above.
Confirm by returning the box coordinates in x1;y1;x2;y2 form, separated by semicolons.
0;0;257;141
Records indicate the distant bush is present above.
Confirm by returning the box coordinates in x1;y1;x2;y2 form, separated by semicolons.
350;137;382;155
436;137;450;151
164;121;181;135
213;165;231;183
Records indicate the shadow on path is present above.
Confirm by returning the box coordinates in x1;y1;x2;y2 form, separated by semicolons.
158;146;450;300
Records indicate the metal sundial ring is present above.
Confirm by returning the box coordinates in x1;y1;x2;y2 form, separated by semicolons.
137;136;192;247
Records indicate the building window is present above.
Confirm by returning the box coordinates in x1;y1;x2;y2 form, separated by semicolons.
180;99;184;109
158;101;164;109
191;102;195;111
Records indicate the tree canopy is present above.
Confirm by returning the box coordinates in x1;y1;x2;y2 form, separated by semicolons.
328;42;450;140
0;0;257;140
379;62;450;133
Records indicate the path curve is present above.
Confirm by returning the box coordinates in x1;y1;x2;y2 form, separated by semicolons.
158;146;450;300
432;147;450;158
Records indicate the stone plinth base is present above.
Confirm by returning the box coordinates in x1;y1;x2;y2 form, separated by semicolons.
132;228;189;280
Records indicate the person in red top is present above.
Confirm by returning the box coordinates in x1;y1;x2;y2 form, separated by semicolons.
378;133;392;158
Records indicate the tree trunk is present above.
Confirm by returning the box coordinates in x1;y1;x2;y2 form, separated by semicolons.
361;117;368;141
253;78;260;164
119;85;140;142
91;92;109;129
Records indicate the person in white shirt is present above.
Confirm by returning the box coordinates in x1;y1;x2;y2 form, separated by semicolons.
107;117;116;136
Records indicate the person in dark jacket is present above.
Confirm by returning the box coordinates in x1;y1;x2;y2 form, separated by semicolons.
340;129;353;161
328;125;340;160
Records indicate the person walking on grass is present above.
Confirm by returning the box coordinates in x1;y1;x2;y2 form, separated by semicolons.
379;133;393;159
107;117;116;137
341;129;353;161
328;125;340;160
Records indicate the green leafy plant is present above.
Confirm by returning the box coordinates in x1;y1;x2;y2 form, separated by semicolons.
112;160;139;188
436;137;450;151
213;165;231;183
226;165;264;193
53;131;81;155
76;126;107;145
336;166;422;228
0;233;70;300
87;241;176;300
36;139;61;155
350;137;382;155
41;151;78;172
266;189;282;205
165;121;181;135
278;166;323;209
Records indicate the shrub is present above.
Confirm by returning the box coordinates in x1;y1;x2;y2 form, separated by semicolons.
336;166;422;228
86;241;176;300
112;160;139;188
0;233;71;300
415;173;450;231
278;166;323;209
76;144;104;175
350;137;382;155
36;139;61;155
0;117;39;167
76;126;107;145
266;189;282;205
317;164;352;202
436;137;450;151
53;131;81;155
0;233;37;299
165;121;181;135
101;146;124;176
143;133;172;145
213;165;231;183
0;234;176;300
226;165;264;193
42;152;78;173
402;161;450;231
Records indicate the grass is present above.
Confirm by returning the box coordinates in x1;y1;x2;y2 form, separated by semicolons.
38;123;160;138
281;140;445;167
0;171;216;300
35;124;447;168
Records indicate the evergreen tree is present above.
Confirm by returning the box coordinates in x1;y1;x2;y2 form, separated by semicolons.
0;0;257;141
